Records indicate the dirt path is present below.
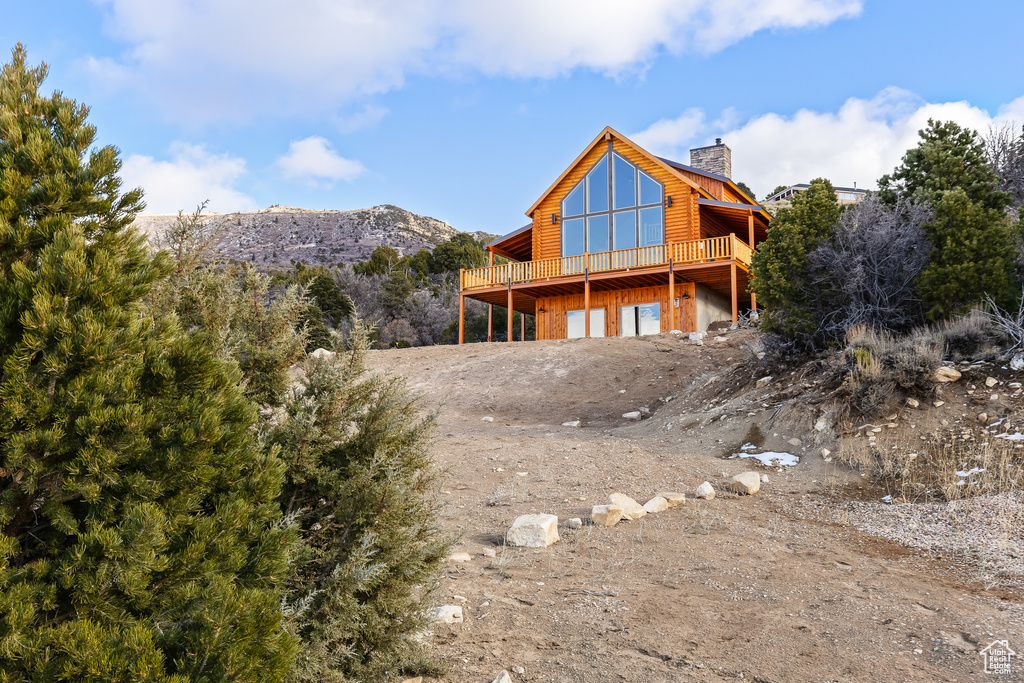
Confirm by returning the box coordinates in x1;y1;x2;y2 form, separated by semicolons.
367;332;1024;682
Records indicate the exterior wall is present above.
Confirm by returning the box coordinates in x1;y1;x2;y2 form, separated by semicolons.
530;137;699;261
534;283;698;339
695;284;732;332
689;142;732;180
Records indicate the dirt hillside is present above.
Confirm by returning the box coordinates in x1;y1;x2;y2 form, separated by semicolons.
366;330;1024;682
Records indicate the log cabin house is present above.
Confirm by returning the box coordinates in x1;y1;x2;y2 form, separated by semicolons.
457;127;770;342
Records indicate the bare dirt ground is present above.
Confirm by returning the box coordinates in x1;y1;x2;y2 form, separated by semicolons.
366;330;1024;682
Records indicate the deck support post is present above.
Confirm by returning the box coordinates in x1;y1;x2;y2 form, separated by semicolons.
521;314;525;341
748;213;757;313
458;293;465;345
584;271;591;338
668;257;675;333
507;283;513;342
730;258;738;324
486;250;494;341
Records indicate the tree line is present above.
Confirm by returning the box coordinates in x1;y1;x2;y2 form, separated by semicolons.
751;119;1024;351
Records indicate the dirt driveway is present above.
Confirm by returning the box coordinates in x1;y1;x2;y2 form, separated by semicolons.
367;332;1024;682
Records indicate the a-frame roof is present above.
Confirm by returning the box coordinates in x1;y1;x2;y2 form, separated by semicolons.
525;126;717;217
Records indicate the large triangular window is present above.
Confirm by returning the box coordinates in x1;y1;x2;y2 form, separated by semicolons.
561;152;664;257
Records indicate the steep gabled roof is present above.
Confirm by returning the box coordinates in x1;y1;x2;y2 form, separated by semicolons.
525;126;715;217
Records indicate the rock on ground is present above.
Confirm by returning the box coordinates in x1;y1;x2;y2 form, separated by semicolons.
658;491;686;507
622;411;642;420
449;551;472;563
731;472;761;495
609;493;647;520
507;513;559;547
492;671;513;683
933;366;962;382
643;496;669;513
591;504;623;527
430;605;464;624
695;482;715;500
567;517;583;529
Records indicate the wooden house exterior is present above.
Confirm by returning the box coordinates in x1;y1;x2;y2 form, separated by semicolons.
457;127;770;342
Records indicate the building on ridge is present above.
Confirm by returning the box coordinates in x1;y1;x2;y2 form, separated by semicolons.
456;127;770;342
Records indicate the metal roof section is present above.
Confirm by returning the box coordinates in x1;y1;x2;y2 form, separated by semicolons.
486;223;532;249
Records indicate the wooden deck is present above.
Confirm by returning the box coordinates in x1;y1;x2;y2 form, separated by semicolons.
460;235;750;292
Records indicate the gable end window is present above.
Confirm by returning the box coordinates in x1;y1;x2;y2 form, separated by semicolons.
561;151;664;257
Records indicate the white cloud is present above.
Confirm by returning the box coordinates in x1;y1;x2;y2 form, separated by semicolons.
87;0;862;122
333;104;390;134
277;136;366;183
120;142;255;213
632;88;1024;198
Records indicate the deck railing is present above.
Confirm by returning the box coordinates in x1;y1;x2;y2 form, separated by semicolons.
461;234;751;291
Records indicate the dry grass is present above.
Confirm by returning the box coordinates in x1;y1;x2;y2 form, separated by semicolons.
842;424;1024;502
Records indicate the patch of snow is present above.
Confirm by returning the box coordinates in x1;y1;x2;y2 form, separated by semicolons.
740;443;757;451
955;467;985;477
738;451;800;467
995;432;1024;441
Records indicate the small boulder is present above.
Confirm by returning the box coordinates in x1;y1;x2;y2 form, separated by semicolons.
309;348;334;359
566;517;583;530
730;472;761;495
905;397;920;409
657;491;686;507
713;336;728;342
481;547;497;558
787;437;802;446
643;496;669;513
695;482;715;500
481;416;495;422
609;493;647;520
756;376;773;388
591;504;623;527
507;514;559;547
978;412;989;423
448;551;472;563
1011;353;1024;371
492;671;513;683
933;400;945;407
986;376;999;388
562;420;581;427
512;666;526;675
622;411;642;420
430;605;464;624
933;366;962;383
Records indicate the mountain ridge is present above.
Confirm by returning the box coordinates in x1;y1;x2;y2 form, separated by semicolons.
134;203;485;269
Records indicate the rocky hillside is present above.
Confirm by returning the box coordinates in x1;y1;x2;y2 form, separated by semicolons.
134;204;464;269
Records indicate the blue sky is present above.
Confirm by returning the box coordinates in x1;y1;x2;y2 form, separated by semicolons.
7;1;1024;235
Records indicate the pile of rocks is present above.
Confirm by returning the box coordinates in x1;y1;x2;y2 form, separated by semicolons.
591;473;763;528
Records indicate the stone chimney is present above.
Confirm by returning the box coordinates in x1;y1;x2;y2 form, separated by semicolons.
689;138;731;179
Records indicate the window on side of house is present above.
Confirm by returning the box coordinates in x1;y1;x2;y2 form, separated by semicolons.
560;152;664;257
566;308;606;338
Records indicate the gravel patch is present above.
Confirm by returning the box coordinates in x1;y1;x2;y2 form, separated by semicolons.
796;492;1024;588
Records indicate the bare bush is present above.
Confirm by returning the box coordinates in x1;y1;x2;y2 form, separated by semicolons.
406;286;457;346
845;424;1024;503
837;324;944;417
809;195;932;343
985;122;1024;213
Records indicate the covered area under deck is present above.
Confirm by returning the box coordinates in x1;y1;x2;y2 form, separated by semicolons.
457;250;752;343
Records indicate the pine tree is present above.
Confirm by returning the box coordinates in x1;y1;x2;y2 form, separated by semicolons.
271;329;452;682
878;119;1010;212
749;179;842;345
0;45;295;681
916;188;1014;319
